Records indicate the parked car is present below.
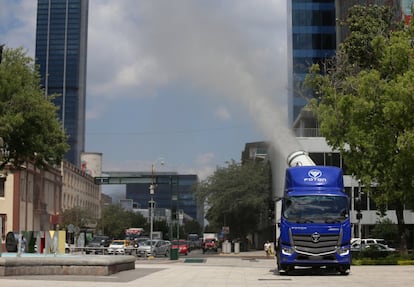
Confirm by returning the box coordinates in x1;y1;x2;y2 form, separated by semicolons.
351;242;396;259
132;237;150;248
107;240;129;255
86;235;111;254
171;239;189;255
362;243;396;252
351;238;389;247
137;239;170;257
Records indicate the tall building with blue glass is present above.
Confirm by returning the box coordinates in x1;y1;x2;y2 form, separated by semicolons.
288;0;336;123
35;0;89;167
125;173;200;224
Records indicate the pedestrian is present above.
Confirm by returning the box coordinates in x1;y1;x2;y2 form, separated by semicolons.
264;240;271;258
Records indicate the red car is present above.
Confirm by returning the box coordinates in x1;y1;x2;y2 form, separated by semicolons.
171;239;189;255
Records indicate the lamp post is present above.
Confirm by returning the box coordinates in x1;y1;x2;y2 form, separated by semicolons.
149;159;164;257
149;182;155;257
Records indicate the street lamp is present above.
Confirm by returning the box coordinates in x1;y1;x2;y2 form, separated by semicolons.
149;159;164;257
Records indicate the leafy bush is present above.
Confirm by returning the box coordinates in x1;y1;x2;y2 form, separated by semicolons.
352;251;414;265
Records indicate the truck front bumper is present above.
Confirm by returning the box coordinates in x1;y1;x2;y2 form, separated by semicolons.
279;244;351;267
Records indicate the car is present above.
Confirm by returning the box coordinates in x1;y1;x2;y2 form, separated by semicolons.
86;235;111;254
351;238;389;247
132;237;150;248
363;243;396;252
137;239;170;257
171;239;189;255
202;238;218;253
351;242;396;257
107;240;129;255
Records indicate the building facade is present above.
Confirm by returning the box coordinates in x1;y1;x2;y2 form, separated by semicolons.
35;0;89;167
288;0;337;123
126;173;199;223
0;163;62;247
61;160;101;220
102;172;201;225
0;161;101;250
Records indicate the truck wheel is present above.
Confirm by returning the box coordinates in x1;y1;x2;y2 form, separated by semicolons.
279;265;291;275
338;265;350;275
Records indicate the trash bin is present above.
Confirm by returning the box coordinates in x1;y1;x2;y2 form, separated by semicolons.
170;248;179;260
234;242;240;254
5;231;18;252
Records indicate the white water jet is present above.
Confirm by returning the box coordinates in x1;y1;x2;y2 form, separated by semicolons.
127;1;303;195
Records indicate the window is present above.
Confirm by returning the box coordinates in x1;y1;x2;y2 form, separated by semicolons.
0;178;5;197
0;214;6;241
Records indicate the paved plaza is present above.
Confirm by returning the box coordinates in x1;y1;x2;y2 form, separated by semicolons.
0;251;413;287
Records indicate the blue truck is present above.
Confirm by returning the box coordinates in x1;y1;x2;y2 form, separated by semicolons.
276;151;351;275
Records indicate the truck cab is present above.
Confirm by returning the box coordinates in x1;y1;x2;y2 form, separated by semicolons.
276;165;351;275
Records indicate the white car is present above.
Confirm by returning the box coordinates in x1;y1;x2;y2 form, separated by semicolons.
137;239;170;257
107;240;128;255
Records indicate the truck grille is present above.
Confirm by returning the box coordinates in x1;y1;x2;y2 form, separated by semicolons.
291;232;340;256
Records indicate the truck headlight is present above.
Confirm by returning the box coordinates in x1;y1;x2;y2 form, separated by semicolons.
337;246;349;256
281;246;294;256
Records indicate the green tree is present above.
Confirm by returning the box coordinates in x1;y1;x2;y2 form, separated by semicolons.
98;204;148;239
370;218;398;246
60;206;95;229
195;159;271;240
0;46;68;170
306;5;414;253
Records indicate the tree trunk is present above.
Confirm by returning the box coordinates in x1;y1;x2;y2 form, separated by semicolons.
395;199;408;255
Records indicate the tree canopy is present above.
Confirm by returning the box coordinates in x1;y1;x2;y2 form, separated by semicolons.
195;159;272;240
98;204;148;239
306;5;414;253
0;46;68;170
60;206;96;229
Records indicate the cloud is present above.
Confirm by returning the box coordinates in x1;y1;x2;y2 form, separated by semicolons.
86;1;293;122
214;106;232;121
195;153;215;166
0;1;36;54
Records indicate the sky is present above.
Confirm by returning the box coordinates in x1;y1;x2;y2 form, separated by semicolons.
0;1;298;190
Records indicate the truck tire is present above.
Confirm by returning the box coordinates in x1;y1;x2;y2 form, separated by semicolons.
278;264;291;275
338;265;350;275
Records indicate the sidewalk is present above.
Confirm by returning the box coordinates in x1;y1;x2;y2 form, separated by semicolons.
0;250;277;287
1;251;414;287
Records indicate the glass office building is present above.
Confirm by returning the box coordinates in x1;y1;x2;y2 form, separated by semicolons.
288;0;337;123
126;174;200;223
35;0;89;166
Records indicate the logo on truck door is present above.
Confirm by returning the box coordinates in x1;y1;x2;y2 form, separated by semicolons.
304;169;327;183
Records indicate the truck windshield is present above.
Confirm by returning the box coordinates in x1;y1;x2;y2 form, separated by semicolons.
283;195;348;223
